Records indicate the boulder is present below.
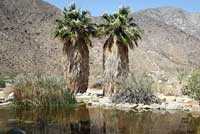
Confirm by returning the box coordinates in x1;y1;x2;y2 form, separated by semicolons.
150;103;161;109
159;103;167;110
166;103;184;110
175;97;185;103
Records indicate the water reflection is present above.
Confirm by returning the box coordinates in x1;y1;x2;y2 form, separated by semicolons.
0;106;200;134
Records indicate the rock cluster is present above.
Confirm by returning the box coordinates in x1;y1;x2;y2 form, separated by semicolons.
76;89;200;112
0;87;14;105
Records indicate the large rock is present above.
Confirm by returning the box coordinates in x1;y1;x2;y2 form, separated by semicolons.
0;87;14;103
166;103;184;110
150;103;161;109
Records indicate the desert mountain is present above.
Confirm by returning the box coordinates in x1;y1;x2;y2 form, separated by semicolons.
1;0;200;87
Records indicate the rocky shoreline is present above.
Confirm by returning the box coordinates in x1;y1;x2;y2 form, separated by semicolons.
0;87;14;105
0;87;200;112
76;89;200;112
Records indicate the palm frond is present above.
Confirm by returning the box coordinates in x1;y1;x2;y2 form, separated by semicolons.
101;6;142;49
54;4;98;48
102;13;111;22
119;6;131;17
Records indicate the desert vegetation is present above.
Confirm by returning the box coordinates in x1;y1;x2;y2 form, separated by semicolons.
4;3;199;112
13;73;76;109
0;78;6;88
182;67;200;101
111;72;159;104
3;4;145;110
2;0;200;133
0;73;15;88
100;7;142;96
54;4;98;94
54;4;142;98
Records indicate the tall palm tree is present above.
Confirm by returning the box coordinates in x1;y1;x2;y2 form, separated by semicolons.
101;7;142;96
54;4;97;94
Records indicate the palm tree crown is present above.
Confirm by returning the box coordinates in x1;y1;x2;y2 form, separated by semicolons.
54;4;97;48
101;6;142;49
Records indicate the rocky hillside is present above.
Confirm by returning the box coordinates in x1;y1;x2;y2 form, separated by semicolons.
0;0;62;74
129;9;200;72
137;7;200;39
1;0;200;88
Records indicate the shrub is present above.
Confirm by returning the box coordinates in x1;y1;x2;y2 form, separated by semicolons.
111;72;159;104
0;72;16;88
182;67;200;100
177;70;188;84
0;74;6;88
13;73;76;109
0;79;6;88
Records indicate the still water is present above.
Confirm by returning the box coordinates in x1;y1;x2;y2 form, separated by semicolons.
0;106;200;134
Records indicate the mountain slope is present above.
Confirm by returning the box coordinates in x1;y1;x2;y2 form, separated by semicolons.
0;0;62;74
1;0;200;88
136;7;200;39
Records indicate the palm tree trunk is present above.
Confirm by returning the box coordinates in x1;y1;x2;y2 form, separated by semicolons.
103;37;129;97
63;41;89;94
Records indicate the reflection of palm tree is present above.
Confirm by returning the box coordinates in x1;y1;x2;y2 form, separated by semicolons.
88;108;120;134
36;116;47;133
70;106;91;134
70;120;91;134
5;108;200;134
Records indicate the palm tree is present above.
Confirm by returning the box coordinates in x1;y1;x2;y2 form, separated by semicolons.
54;4;97;94
101;7;142;96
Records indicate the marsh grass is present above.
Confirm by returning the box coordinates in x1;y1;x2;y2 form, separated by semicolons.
13;73;76;109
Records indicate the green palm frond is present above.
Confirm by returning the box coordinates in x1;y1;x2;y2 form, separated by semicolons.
102;13;111;22
101;6;142;49
54;4;98;48
119;6;131;17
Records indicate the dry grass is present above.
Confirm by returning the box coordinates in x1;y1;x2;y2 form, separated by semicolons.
112;72;159;104
13;73;76;109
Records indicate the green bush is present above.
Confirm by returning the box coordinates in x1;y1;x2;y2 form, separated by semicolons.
0;74;6;88
13;73;76;109
182;67;200;100
0;72;16;88
0;79;6;88
112;72;159;104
